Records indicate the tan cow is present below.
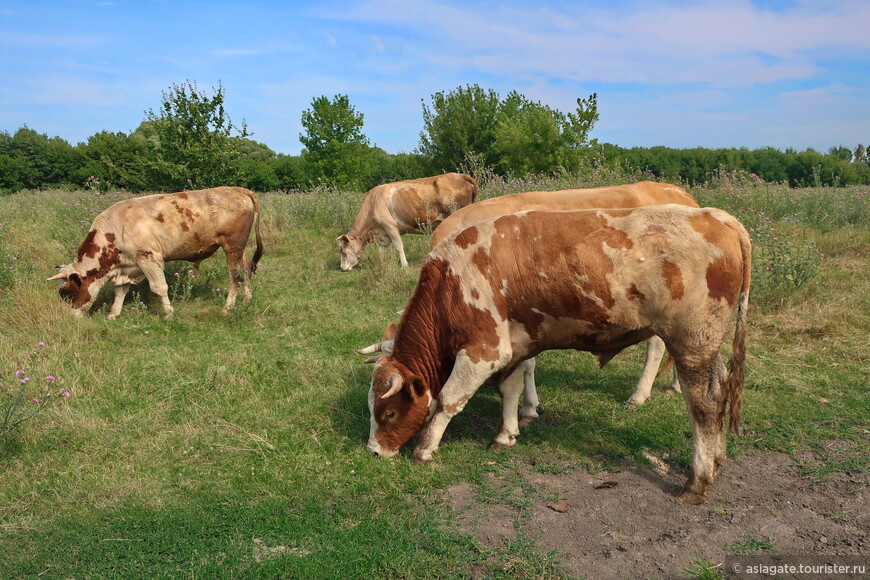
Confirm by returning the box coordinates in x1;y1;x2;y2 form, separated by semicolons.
362;181;699;412
49;186;263;319
367;205;751;504
338;172;477;270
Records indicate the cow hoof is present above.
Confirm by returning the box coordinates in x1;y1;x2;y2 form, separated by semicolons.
518;416;537;427
624;396;647;409
678;489;707;505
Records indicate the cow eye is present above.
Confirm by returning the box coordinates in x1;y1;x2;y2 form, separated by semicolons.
383;410;397;422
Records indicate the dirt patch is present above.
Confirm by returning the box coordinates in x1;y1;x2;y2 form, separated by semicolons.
446;453;868;579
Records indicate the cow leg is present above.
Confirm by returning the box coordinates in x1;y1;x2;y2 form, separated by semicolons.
626;335;668;408
384;225;409;268
138;257;173;318
222;247;247;311
107;283;131;320
675;355;728;505
519;358;540;426
412;354;491;462
493;365;526;449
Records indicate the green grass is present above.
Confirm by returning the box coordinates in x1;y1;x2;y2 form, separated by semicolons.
0;175;867;578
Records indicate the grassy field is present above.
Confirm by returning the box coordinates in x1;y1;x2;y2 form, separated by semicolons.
0;171;867;578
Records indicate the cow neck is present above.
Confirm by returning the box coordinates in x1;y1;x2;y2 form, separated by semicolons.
391;259;453;397
347;189;382;243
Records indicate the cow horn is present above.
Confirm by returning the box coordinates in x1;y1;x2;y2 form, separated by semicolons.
47;271;68;281
356;339;395;357
381;373;403;399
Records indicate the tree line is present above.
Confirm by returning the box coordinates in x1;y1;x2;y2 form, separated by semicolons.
1;81;868;195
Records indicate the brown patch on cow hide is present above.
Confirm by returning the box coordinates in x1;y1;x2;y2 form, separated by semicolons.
156;213;165;223
181;222;189;232
626;284;646;302
470;288;480;301
706;255;741;306
104;232;116;244
76;230;100;260
454;226;478;249
177;192;189;199
662;260;685;300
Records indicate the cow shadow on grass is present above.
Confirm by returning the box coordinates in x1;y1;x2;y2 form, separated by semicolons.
333;349;694;487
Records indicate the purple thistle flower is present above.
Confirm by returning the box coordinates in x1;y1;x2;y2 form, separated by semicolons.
45;376;56;383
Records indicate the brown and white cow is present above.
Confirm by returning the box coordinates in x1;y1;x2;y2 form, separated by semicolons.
367;204;750;504
338;172;477;270
361;181;699;412
49;186;263;319
433;181;699;411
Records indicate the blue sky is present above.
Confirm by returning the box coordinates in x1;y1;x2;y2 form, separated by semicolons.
1;0;868;156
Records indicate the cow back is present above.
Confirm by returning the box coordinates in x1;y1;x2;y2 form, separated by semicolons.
431;181;696;247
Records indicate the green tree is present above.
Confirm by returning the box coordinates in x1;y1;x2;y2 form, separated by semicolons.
419;85;598;176
853;144;868;166
827;145;852;162
299;94;379;189
143;80;249;191
418;84;501;172
75;130;150;191
493;92;598;175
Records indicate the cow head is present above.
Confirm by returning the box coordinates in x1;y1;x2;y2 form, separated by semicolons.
337;234;363;271
367;359;433;457
48;265;99;315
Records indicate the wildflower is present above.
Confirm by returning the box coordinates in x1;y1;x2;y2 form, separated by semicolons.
61;390;71;399
14;370;23;378
31;398;39;404
20;377;30;384
38;341;46;347
45;376;56;383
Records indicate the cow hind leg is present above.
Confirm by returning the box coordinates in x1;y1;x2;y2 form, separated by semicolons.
222;246;249;311
626;336;668;408
519;358;540;426
493;365;526;450
675;355;729;505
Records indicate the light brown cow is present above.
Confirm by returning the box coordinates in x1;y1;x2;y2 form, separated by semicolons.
49;186;263;319
361;181;699;412
367;205;751;504
338;172;477;270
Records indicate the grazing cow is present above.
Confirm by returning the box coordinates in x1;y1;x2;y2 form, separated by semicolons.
338;172;477;270
49;186;263;319
432;181;699;411
361;181;699;412
367;205;750;504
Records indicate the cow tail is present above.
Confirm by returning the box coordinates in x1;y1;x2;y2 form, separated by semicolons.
464;174;479;203
725;224;751;435
248;191;264;273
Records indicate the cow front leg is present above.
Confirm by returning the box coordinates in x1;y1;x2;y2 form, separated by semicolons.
384;226;408;268
493;365;525;449
676;357;728;505
519;358;540;426
412;355;490;462
107;283;131;320
138;258;173;318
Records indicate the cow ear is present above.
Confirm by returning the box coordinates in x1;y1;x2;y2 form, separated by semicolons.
384;322;398;341
337;234;350;247
68;273;83;287
407;376;427;401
